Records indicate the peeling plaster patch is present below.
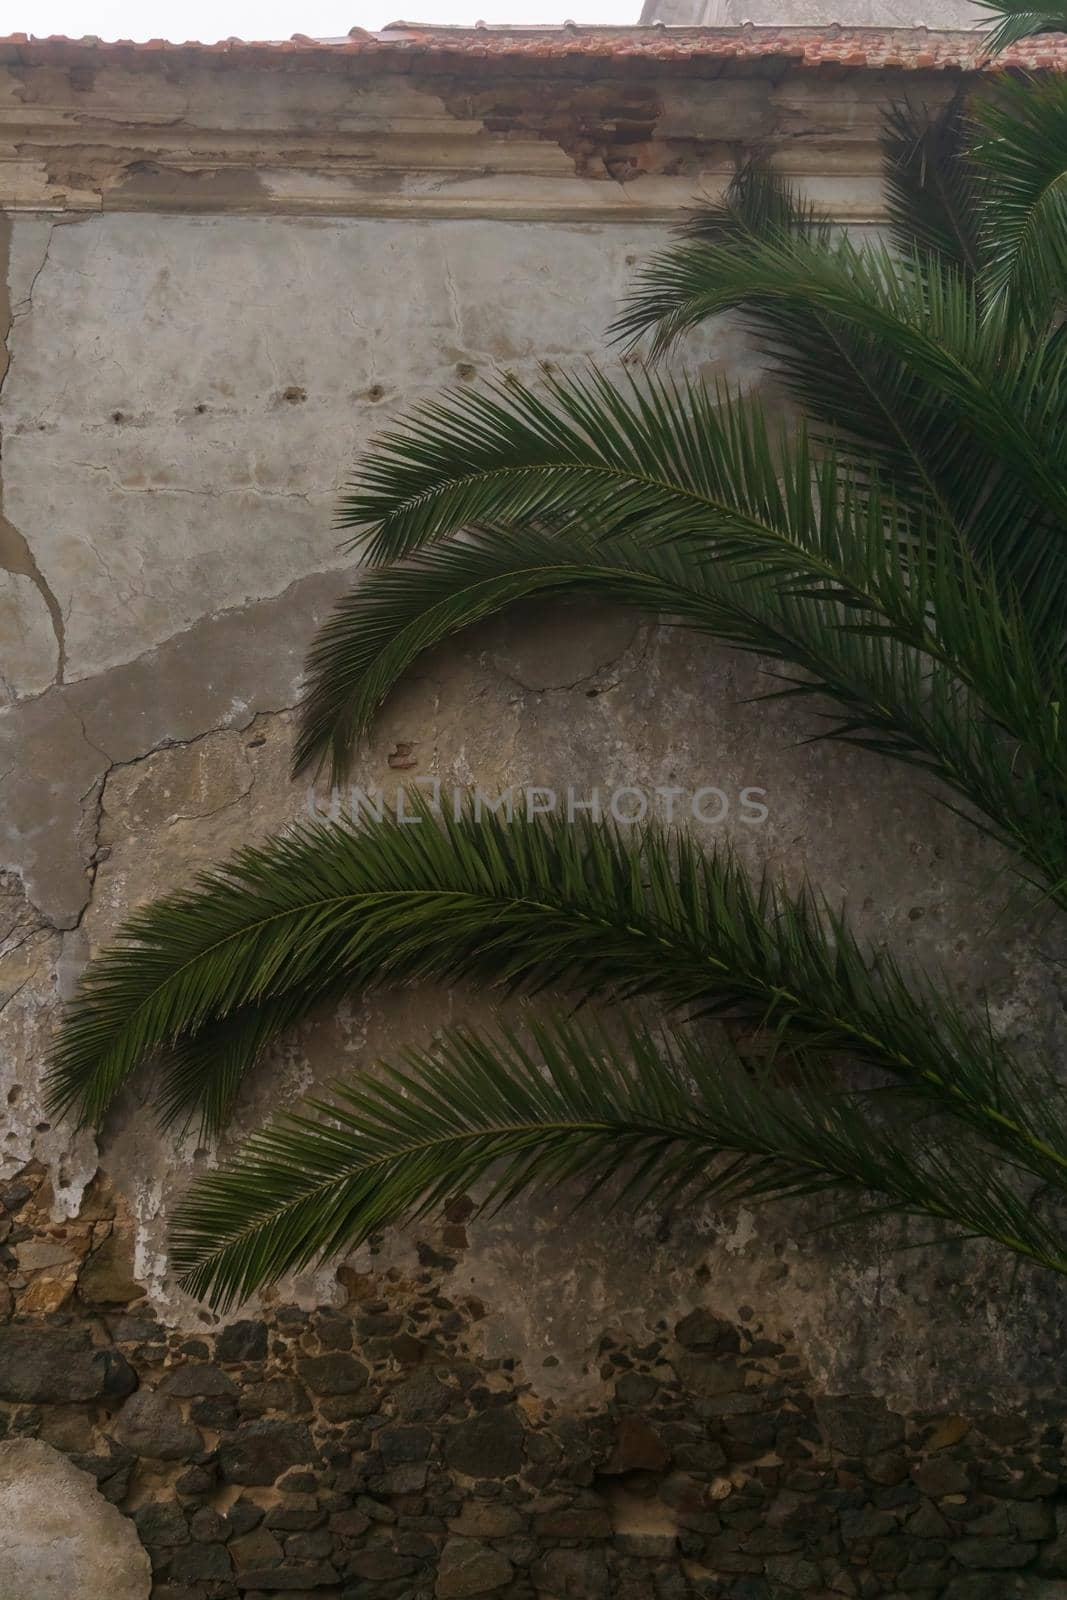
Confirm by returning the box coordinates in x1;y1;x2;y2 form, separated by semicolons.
0;925;98;1217
0;212;67;686
719;1206;759;1255
0;571;57;699
103;732;254;834
0;690;105;930
113;161;271;208
423;70;674;184
0;565;348;927
0;1438;151;1599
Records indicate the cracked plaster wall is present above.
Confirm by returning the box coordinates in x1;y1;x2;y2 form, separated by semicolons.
1;82;1065;1436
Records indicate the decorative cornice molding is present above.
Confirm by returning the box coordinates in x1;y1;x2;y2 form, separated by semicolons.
0;39;977;221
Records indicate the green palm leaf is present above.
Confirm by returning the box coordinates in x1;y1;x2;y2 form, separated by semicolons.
613;165;1067;619
49;804;1067;1194
617;229;1067;521
972;0;1067;53
973;76;1067;330
171;1012;1067;1308
303;368;1067;764
881;98;982;276
333;368;820;570
156;989;341;1135
293;515;1067;895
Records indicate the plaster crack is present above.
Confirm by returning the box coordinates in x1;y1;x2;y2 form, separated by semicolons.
0;968;35;1018
69;461;314;505
70;707;290;930
1;218;67;685
441;250;464;344
9;222;56;321
492;619;644;696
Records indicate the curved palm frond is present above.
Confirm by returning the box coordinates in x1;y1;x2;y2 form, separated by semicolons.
333;368;818;570
171;1012;1067;1308
881;98;982;276
291;513;1067;905
303;369;1067;760
613;170;1067;614
326;278;1067;726
156;989;341;1136
48;803;1067;1194
972;0;1067;54
973;75;1067;330
678;158;825;247
616;231;1065;517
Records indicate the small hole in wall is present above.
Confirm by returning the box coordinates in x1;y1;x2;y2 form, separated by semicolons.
455;363;476;382
586;688;600;698
282;386;307;404
111;410;124;423
366;384;385;402
7;1085;21;1104
194;403;207;415
35;1121;50;1133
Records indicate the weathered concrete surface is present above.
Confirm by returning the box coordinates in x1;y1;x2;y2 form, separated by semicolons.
0;44;1064;1467
0;1437;151;1599
0;213;718;687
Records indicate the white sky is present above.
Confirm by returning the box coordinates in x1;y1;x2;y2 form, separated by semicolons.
11;0;631;45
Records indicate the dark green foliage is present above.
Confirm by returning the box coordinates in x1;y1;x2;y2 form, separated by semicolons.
972;0;1067;54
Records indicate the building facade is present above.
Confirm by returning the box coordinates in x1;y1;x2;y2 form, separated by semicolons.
3;24;1067;1598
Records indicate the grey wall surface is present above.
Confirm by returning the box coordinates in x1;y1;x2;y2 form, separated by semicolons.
2;189;1064;1407
639;0;987;28
5;42;1067;1600
0;26;1062;1476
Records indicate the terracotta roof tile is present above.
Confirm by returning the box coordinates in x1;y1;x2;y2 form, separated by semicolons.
0;22;1065;71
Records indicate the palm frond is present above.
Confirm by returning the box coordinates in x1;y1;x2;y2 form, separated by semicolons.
881;98;982;275
48;803;1067;1191
171;1012;1067;1308
157;989;341;1136
614;189;1067;599
292;353;1067;911
292;512;1067;901
332;368;813;569
678;159;825;246
971;0;1067;54
616;230;1048;491
973;75;1067;330
304;365;1067;772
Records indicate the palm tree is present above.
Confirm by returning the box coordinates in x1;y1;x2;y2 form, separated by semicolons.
46;60;1067;1308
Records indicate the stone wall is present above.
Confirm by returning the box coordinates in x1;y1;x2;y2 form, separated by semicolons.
2;31;1067;1600
6;1159;1067;1600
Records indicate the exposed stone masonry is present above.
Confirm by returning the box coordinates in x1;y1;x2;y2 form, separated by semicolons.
2;1161;1067;1600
